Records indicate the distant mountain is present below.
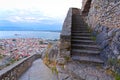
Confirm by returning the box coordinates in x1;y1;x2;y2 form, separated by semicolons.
0;20;62;31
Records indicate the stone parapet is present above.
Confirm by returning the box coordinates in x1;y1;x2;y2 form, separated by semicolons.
60;8;81;53
61;8;72;38
0;54;41;80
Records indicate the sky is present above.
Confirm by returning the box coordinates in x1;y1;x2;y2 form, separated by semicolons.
0;0;82;31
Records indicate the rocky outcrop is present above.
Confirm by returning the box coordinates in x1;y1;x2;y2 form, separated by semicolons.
82;0;120;75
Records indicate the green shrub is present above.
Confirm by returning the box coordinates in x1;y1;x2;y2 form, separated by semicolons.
91;36;96;41
115;73;120;80
108;58;117;66
64;56;70;62
51;66;58;74
0;54;3;59
10;59;16;64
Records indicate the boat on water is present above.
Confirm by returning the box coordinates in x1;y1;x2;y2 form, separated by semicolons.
14;34;20;36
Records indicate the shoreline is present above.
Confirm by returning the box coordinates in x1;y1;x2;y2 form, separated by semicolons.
0;31;60;40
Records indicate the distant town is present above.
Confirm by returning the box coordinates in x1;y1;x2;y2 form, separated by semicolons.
0;38;57;70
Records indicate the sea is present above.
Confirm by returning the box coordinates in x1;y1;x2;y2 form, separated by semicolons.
0;31;60;40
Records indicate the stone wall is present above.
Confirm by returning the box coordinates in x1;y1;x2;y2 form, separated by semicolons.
60;8;81;58
60;8;72;59
0;54;41;80
84;0;120;28
82;0;120;73
81;0;88;11
81;0;92;16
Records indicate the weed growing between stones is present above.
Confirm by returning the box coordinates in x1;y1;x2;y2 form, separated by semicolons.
86;24;92;32
66;46;71;51
108;58;117;66
115;73;120;80
86;25;98;41
106;58;120;79
51;66;58;74
64;56;71;62
91;36;96;41
106;69;120;80
0;54;3;59
43;56;58;74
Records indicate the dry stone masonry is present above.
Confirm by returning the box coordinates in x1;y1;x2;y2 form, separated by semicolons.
82;0;120;74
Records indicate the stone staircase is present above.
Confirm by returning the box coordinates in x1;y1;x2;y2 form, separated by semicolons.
71;14;104;65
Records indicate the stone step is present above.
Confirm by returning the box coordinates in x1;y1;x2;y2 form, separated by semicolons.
72;39;94;42
72;23;88;28
72;56;104;64
71;13;104;65
71;31;91;34
72;27;89;31
71;44;100;50
72;28;88;30
72;22;83;24
72;33;91;37
72;28;89;31
71;40;96;44
71;36;92;40
72;25;87;27
72;44;100;48
72;49;100;55
72;33;91;35
72;31;90;33
72;24;84;26
71;51;100;56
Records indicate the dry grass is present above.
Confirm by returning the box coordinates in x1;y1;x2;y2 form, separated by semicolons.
106;69;120;80
43;43;58;74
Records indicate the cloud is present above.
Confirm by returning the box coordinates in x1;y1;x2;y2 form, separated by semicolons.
0;0;82;25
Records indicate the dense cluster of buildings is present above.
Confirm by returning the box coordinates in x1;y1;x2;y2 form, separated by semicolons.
0;38;48;60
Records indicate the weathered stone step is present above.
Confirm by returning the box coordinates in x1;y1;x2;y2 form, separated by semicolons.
72;29;89;31
72;25;88;27
71;40;96;44
72;23;84;25
72;44;100;48
71;44;100;50
72;24;84;26
72;28;88;30
71;36;92;40
72;24;87;26
72;28;89;30
72;49;100;55
71;13;104;65
72;25;87;27
72;33;91;36
72;33;91;35
72;56;104;64
72;40;94;42
72;31;90;33
71;51;100;56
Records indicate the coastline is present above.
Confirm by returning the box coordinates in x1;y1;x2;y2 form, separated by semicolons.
0;31;60;40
